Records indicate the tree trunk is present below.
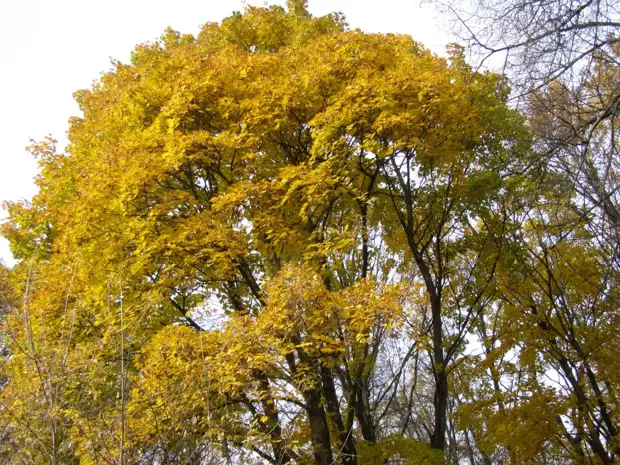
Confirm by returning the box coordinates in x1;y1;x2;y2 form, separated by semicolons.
303;387;334;465
430;296;447;452
321;364;357;465
287;350;333;465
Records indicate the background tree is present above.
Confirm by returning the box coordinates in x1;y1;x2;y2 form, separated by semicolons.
436;0;620;462
438;0;620;238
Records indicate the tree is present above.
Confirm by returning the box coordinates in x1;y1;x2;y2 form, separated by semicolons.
0;262;17;464
2;2;531;464
435;1;620;462
439;0;620;239
439;0;619;86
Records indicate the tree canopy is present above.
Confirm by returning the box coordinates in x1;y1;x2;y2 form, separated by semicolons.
0;2;617;465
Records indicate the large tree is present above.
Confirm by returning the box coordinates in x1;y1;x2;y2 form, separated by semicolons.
2;2;533;464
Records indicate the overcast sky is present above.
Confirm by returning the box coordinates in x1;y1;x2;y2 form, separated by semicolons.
0;0;450;265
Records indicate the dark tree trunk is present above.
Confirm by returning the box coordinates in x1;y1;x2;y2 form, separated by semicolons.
321;364;357;465
286;350;333;465
353;379;375;443
303;387;334;465
429;295;447;452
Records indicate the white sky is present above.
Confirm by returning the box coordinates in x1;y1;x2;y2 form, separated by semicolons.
0;0;450;265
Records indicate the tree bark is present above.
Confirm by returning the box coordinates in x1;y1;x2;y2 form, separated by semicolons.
303;387;334;465
321;364;357;465
429;295;447;452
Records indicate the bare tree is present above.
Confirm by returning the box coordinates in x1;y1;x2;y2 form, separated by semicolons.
437;0;620;239
438;0;620;88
